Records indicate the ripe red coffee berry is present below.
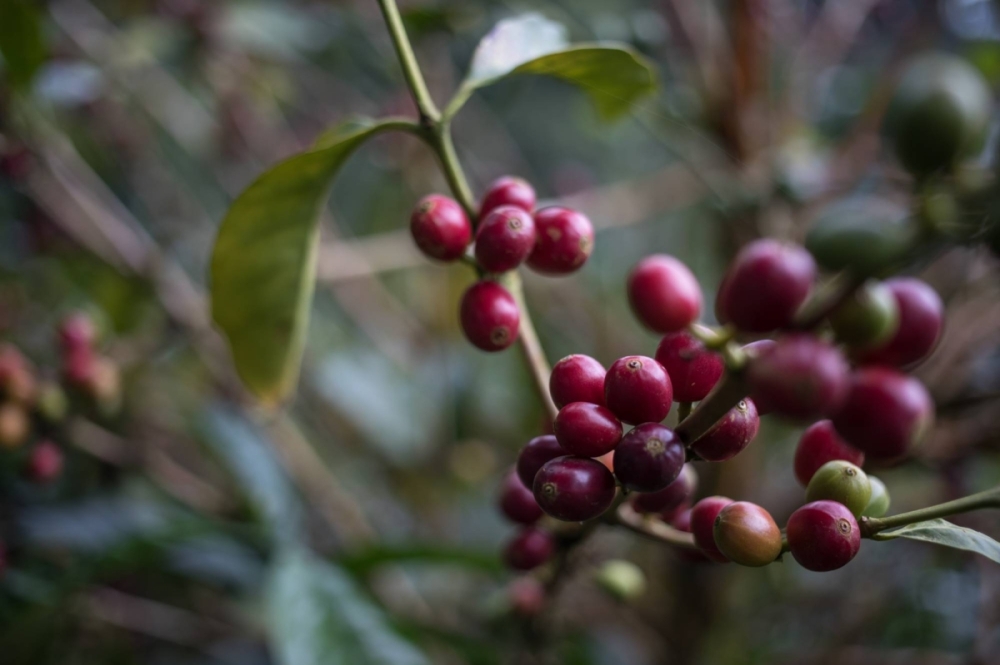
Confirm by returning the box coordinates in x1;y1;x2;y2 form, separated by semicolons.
553;402;623;457
474;206;536;273
857;278;943;368
831;367;934;460
690;399;759;462
516;435;565;488
499;471;543;525
533;456;617;522
604;356;673;425
613;424;684;492
713;502;782;567
786;500;861;572
410;194;472;261
627;255;702;333
655;332;724;402
503;527;555;571
690;496;734;563
794;420;865;486
480;176;536;217
630;463;698;514
27;441;63;484
549;354;606;409
527;206;595;275
459;281;520;351
747;335;850;421
717;239;816;332
58;312;97;353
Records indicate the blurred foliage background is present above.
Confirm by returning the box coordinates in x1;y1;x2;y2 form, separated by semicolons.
2;0;1000;664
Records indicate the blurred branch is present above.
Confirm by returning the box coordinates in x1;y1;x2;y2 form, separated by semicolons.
615;503;697;549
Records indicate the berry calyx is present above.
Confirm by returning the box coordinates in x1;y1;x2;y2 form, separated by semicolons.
410;194;472;262
863;476;891;518
630;463;697;514
459;281;520;352
613;423;684;492
805;461;872;517
747;335;850;421
786;500;861;572
603;356;673;425
533;456;617;522
829;280;900;348
690;496;734;563
549;354;606;409
516;435;565;488
480;176;536;217
689;399;759;462
713;502;782;567
793;420;866;487
553;402;623;457
499;471;544;524
627;255;702;333
474;205;536;273
27;441;63;484
504;526;555;571
717;239;816;332
856;278;943;368
654;331;724;403
527;206;594;275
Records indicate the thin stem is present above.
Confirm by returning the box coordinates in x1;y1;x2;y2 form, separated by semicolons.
862;487;1000;537
615;503;698;549
507;271;558;422
430;125;477;220
375;0;440;123
675;371;749;444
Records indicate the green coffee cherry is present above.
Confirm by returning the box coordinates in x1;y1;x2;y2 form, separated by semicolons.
35;383;68;423
806;460;872;517
863;476;891;518
829;281;899;349
806;197;918;276
594;560;646;602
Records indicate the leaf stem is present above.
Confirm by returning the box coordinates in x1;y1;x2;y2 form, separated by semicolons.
861;487;1000;537
375;0;440;124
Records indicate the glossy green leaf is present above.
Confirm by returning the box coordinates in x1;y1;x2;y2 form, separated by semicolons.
268;548;429;665
873;518;1000;564
0;0;46;89
210;118;397;404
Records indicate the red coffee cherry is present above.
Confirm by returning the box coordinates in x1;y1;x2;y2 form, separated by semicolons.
503;526;555;570
831;367;934;460
533;456;617;522
63;347;96;387
58;312;98;354
627;255;702;333
410;194;472;261
553;402;623;457
27;441;63;484
630;463;698;514
474;206;536;273
507;577;546;616
655;332;724;402
713;502;782;567
604;356;673;425
690;399;759;462
747;335;850;421
613;423;684;492
499;470;543;525
480;176;536;217
857;278;943;368
459;281;520;351
786;500;861;572
690;496;734;563
670;508;710;563
527;206;595;275
549;354;606;409
717;239;816;332
794;420;865;486
516;434;565;488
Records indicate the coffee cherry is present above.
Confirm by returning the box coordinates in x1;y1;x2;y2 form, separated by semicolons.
630;463;697;514
806;461;872;517
0;403;29;449
516;435;565;488
654;332;724;403
553;402;623;457
690;496;734;562
831;367;934;460
410;194;472;262
595;560;647;601
793;420;865;487
613;423;684;492
670;508;710;563
604;356;673;425
856;278;943;368
507;577;546;616
863;476;891;518
27;441;64;484
63;347;96;387
627;255;702;333
741;340;777;414
713;502;782;567
474;206;536;273
527;206;594;275
480;176;536;217
786;500;861;572
747;335;849;421
829;281;900;348
499;471;544;524
533;456;617;522
717;239;815;332
504;526;555;570
690;399;759;462
806;197;917;276
549;354;606;409
58;312;98;353
459;281;520;351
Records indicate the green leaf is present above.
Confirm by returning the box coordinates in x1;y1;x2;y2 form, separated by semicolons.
209;118;398;403
873;518;1000;564
448;13;656;121
0;0;46;89
267;548;430;665
338;543;502;576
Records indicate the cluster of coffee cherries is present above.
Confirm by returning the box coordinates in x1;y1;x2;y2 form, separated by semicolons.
498;237;940;574
409;176;594;351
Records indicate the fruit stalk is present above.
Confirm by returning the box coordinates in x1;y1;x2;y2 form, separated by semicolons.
614;502;698;549
861;486;1000;537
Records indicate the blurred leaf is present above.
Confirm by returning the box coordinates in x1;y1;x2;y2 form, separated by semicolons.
874;518;1000;564
210;118;398;404
0;0;46;89
218;3;333;60
267;548;429;665
339;543;502;576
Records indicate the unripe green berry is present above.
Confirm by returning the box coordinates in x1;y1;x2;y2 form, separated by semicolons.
863;476;891;518
35;382;68;423
594;560;646;601
829;281;899;349
712;501;782;567
806;460;872;517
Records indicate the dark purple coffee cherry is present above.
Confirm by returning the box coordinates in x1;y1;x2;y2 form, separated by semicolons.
474;205;536;273
613;424;684;492
713;502;782;567
480;176;536;217
794;420;865;487
627;255;702;333
533;456;617;522
459;281;519;351
655;332;724;403
549;354;606;409
786;500;861;572
604;356;673;425
553;402;623;457
747;335;850;421
690;399;759;462
690;496;734;563
504;526;555;570
527;206;594;275
516;435;565;488
717;239;816;332
857;278;943;368
410;194;472;261
630;463;698;514
498;470;543;524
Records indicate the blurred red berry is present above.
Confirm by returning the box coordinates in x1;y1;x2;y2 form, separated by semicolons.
793;420;865;486
856;278;943;368
627;255;702;333
717;239;815;332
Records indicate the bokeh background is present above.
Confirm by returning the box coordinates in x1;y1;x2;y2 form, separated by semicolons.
2;0;1000;663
